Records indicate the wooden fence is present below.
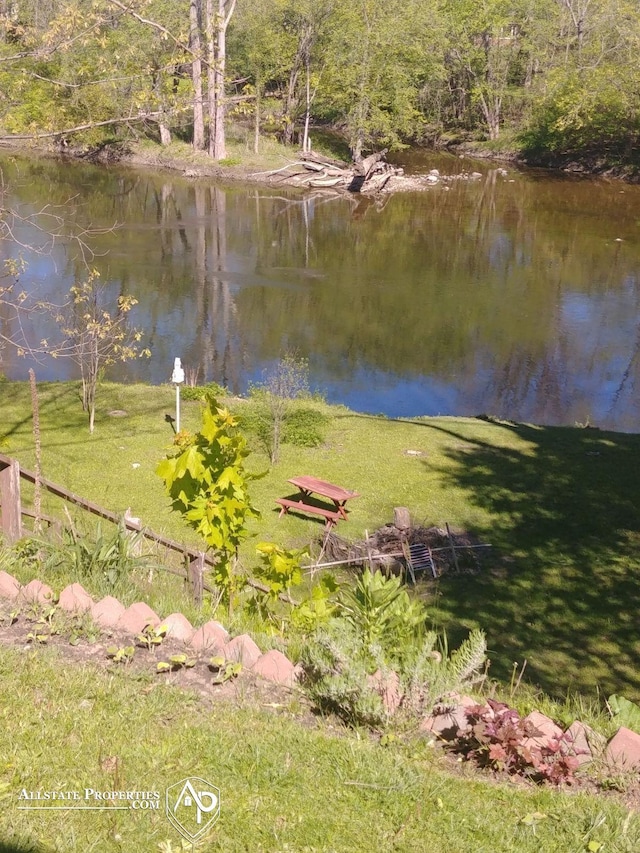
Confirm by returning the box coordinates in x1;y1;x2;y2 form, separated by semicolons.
0;452;209;603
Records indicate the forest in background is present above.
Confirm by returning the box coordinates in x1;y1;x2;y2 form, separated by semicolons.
0;0;639;170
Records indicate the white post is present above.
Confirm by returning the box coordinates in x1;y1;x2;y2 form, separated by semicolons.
171;357;185;433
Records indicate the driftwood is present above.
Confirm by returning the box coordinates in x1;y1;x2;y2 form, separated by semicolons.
258;149;404;195
354;148;389;178
300;150;348;170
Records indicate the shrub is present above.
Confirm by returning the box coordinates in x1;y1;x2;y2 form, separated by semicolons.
402;629;487;716
337;569;426;659
181;382;226;402
299;571;488;728
282;407;329;448
249;353;312;464
451;699;581;785
299;619;388;727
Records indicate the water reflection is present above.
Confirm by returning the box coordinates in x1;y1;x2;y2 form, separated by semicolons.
2;151;640;432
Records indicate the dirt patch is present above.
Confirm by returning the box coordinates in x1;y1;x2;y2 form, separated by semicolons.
0;606;305;712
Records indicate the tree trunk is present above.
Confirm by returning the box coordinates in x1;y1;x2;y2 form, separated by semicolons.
253;73;261;155
478;91;501;141
283;62;301;146
159;120;172;146
190;0;205;150
301;58;312;153
204;0;234;160
211;0;227;160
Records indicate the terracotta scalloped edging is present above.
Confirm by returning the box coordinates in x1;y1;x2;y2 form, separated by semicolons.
0;572;298;688
4;572;639;771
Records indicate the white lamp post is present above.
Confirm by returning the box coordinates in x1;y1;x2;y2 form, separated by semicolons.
171;357;185;432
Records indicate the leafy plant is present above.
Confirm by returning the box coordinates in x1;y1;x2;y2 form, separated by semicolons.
336;569;426;656
156;396;260;604
136;622;167;650
26;629;49;644
289;574;339;634
24;605;59;644
246;542;305;622
106;645;135;664
157;654;197;673
209;656;242;684
451;700;581;785
246;543;337;632
607;694;640;734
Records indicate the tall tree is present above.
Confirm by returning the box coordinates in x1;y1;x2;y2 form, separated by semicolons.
205;0;236;159
319;0;444;158
190;0;205;150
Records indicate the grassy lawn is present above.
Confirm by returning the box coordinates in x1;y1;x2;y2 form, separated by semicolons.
1;646;639;853
2;378;640;704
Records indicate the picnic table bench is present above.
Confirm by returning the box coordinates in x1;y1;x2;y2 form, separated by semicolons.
275;498;342;530
276;476;360;529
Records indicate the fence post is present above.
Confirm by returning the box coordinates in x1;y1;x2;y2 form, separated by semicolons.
189;552;205;606
0;457;22;544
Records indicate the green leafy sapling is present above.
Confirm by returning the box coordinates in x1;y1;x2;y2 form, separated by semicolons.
157;396;260;604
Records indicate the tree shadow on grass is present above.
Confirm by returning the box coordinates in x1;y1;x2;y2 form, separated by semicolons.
422;418;640;702
0;840;50;853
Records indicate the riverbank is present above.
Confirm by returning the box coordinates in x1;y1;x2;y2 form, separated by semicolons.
3;132;639;194
4;377;640;850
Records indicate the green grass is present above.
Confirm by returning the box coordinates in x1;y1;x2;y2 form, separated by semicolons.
1;646;638;853
128;124;349;176
2;379;640;702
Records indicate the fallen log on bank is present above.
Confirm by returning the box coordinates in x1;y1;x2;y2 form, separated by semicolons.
257;149;405;195
251;151;503;197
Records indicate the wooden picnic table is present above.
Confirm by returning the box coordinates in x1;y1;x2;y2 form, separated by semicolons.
275;476;360;529
286;476;360;520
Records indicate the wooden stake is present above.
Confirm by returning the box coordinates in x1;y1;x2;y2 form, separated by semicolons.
29;369;42;533
446;522;460;573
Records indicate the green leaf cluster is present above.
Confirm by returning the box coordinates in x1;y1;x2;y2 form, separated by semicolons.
299;569;487;727
156;396;260;598
608;694;640;735
337;568;426;653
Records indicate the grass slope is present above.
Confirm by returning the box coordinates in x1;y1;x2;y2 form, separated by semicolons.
2;379;640;701
1;647;639;853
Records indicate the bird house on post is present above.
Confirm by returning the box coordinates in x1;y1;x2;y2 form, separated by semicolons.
171;357;185;432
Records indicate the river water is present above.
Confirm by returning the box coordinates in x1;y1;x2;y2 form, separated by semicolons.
2;150;640;432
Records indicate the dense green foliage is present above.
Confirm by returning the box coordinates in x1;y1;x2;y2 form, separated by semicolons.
156;396;260;600
300;570;488;725
1;0;639;167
